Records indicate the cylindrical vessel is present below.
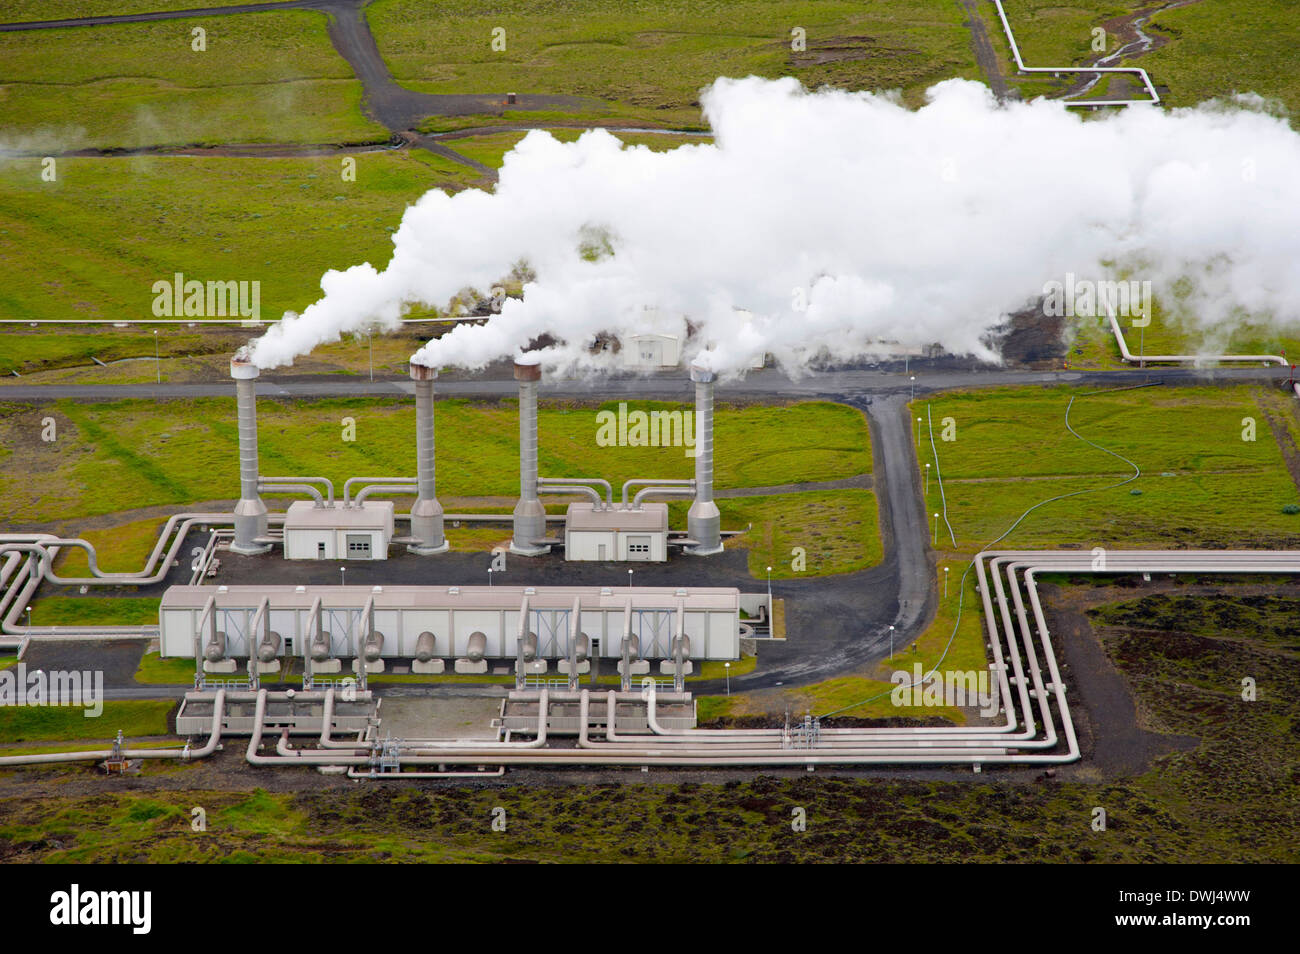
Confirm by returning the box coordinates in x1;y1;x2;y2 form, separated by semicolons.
310;631;331;662
257;630;282;663
465;631;487;662
363;630;384;662
230;356;270;554
520;631;538;662
686;363;721;553
672;634;691;660
204;629;227;663
415;631;437;663
408;362;447;553
510;359;549;554
621;634;640;660
573;632;590;663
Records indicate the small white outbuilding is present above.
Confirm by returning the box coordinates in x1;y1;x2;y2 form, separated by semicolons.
564;503;669;562
282;501;394;560
622;333;681;369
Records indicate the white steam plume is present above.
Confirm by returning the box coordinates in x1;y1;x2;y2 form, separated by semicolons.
247;77;1300;375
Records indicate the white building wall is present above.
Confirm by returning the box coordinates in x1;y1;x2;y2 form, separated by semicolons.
566;530;617;561
284;529;335;560
162;593;738;660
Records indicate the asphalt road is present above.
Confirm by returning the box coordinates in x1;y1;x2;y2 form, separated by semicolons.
0;362;1287;402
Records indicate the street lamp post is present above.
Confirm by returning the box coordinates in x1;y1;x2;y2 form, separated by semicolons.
889;624;895;660
339;566;345;588
724;661;731;696
910;375;916;402
925;462;931;495
488;567;494;587
154;329;160;383
944;566;950;598
933;512;939;547
766;565;772;621
628;568;633;589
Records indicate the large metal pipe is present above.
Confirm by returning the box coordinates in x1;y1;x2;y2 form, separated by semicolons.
230;355;270;554
409;362;449;554
686;364;722;554
0;689;226;766
540;476;613;507
510;358;550;555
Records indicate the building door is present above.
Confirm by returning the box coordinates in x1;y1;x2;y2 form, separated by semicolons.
345;534;372;559
627;535;652;561
597;543;608;561
316;541;326;559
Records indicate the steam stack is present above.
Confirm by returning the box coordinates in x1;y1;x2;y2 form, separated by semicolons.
510;358;550;555
687;363;722;554
408;362;448;554
230;356;270;555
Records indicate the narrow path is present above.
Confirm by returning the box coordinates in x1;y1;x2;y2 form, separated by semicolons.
1259;405;1300;493
958;0;1010;101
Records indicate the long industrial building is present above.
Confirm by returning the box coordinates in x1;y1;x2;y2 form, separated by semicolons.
160;583;742;665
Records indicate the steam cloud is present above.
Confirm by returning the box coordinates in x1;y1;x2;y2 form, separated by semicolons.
247;77;1300;375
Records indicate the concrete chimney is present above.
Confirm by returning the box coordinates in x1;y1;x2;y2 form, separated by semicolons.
510;358;550;555
686;363;722;554
230;355;270;555
408;362;448;554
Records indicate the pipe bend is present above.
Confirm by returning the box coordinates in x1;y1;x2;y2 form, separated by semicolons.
631;485;696;508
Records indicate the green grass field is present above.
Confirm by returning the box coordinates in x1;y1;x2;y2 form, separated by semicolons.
135;653;199;685
913;385;1300;553
372;0;981;130
27;596;161;627
0;328;246;377
1142;0;1300;115
0;153;464;326
0;700;173;743
0;398;871;523
0;11;385;149
0;2;239;21
710;489;882;578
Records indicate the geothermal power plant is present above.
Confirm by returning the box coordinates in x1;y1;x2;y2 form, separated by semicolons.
129;352;757;762
0;347;1094;775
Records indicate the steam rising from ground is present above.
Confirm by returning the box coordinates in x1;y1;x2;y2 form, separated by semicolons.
248;77;1300;375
